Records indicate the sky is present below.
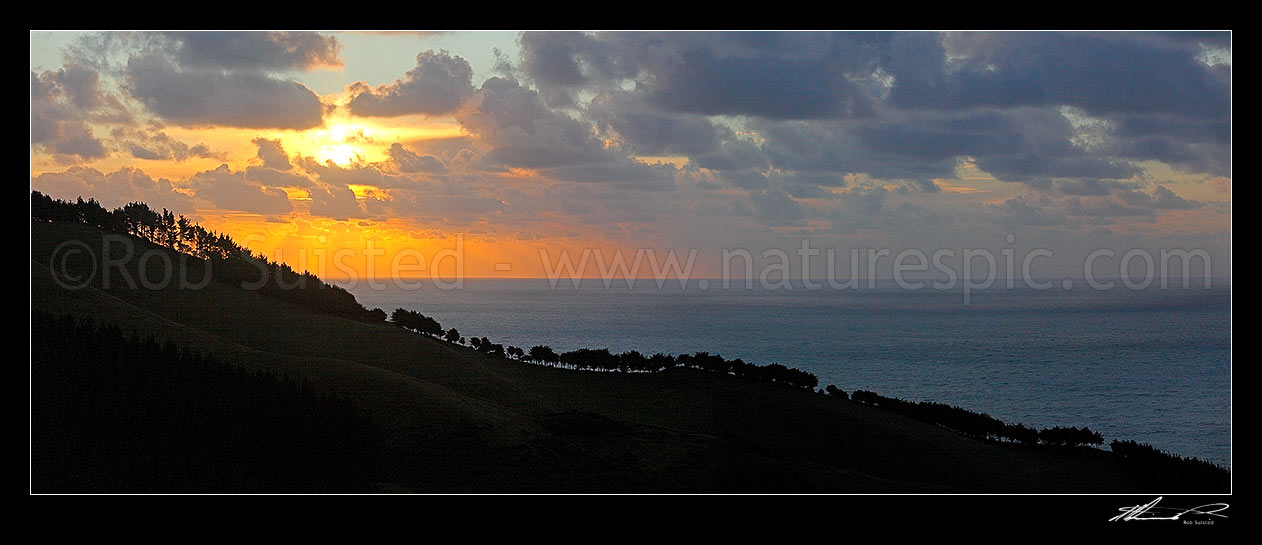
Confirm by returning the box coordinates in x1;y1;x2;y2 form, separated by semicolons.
30;31;1231;281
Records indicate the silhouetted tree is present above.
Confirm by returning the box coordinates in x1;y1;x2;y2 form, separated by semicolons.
445;328;461;343
1039;426;1104;447
1001;423;1040;444
649;353;676;371
824;385;849;400
529;345;560;365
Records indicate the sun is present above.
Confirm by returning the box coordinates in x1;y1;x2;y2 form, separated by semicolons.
318;143;361;166
312;123;376;166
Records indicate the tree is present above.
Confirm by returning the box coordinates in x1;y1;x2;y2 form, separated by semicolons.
445;328;461;343
649;353;676;372
390;308;411;328
824;385;849;400
529;345;559;365
1039;426;1104;447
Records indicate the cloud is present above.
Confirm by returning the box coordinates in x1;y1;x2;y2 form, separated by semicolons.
453;77;673;191
519;32;883;119
346;50;474;117
31;166;192;213
587;91;725;156
518;32;638;107
161;31;342;71
297;157;422;189
187;164;292;214
985;184;1200;228
240;164;366;219
387;143;446;173
642;46;873;120
501;31;1229;218
252;138;292;170
124;51;324;129
543;160;675;190
306;183;365;220
30;64;131;160
749;188;808;226
900;32;1230;117
1116;185;1200;210
30;31;1230;244
244;166;312;188
456;76;554;136
857;108;1141;183
111;127;223;162
985;195;1067;227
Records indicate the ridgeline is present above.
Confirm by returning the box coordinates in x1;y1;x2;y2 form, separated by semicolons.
30;192;1230;493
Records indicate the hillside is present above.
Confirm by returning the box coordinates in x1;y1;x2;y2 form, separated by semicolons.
30;220;1228;493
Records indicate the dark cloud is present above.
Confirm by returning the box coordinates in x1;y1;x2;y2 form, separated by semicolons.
306;183;365;220
858;108;1140;183
518;32;639;107
1105;114;1231;175
542;161;674;190
187;164;292;214
244;166;311;188
387;143;446;173
455;77;673;190
30;64;130;160
519;31;887;118
124;52;324;129
346;51;474;117
504;31;1227;214
642;47;872;120
986;183;1201;228
1116;185;1201;210
1063;196;1157;220
587;91;724;157
691;139;768;172
752;119;955;182
906;33;1230;117
456;76;552;135
252;138;292;170
1048;179;1136;197
986;195;1067;227
749;189;808;226
162;31;342;71
31;166;192;213
111;127;222;162
297;157;421;189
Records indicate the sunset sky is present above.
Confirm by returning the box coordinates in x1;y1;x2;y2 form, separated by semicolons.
30;31;1231;280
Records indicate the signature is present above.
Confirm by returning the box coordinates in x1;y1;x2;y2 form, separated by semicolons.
1110;496;1230;522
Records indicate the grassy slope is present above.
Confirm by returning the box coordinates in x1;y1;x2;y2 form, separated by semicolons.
31;221;1186;492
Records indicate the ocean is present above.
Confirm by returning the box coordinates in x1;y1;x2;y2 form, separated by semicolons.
345;279;1231;466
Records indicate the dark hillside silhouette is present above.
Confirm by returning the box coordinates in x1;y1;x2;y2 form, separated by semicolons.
31;191;380;322
30;311;380;492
